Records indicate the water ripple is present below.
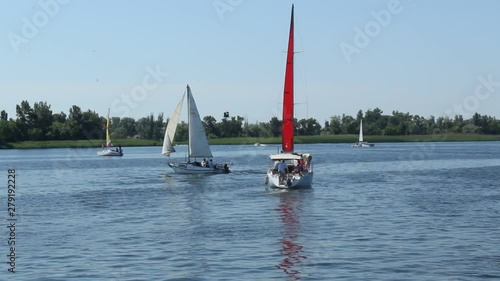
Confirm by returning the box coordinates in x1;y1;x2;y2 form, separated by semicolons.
1;142;499;280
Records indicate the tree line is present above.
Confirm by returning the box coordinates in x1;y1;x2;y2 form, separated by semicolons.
1;101;500;143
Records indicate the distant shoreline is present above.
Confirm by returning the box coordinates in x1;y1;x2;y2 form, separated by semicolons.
1;134;499;149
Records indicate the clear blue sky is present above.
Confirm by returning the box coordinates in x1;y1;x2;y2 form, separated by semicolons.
1;0;500;124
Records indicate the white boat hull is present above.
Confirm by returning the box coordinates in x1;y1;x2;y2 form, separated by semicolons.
97;149;123;156
266;170;313;188
168;162;230;174
352;142;374;147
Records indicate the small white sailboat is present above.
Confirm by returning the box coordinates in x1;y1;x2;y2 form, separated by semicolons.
352;119;374;147
265;5;313;189
97;108;123;156
162;85;230;174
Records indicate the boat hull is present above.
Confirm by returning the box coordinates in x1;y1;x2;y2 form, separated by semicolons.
265;6;313;189
266;170;313;189
168;162;230;174
97;149;123;156
352;142;374;147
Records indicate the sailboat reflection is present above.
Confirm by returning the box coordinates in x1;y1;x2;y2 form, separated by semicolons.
275;192;308;280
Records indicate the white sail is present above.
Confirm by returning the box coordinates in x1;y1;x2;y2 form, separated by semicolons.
162;92;185;156
187;85;213;158
358;120;364;142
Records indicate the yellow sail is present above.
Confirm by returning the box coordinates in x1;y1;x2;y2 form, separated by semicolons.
106;108;112;147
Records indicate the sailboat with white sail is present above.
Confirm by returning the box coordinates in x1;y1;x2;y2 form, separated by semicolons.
162;85;230;174
352;119;374;147
265;4;313;188
97;108;123;156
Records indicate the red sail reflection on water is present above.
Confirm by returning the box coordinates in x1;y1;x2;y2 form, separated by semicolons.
275;194;307;280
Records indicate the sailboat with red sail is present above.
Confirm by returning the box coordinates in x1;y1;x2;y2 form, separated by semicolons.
266;4;313;188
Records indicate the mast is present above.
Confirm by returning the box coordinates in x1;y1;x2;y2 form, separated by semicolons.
106;108;112;147
187;85;192;159
282;4;294;153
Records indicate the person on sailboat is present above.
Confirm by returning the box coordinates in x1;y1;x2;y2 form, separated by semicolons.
294;161;304;175
202;158;207;167
209;159;214;169
278;160;287;182
273;160;280;172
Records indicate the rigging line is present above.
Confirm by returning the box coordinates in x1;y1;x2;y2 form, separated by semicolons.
294;11;309;120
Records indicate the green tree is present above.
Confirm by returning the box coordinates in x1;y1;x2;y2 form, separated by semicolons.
218;116;244;138
451;115;465;133
111;127;127;139
31;101;53;140
258;122;274;137
426;115;436;134
243;123;264;137
479;115;499;134
81;110;103;140
296;118;321;136
356;110;363;121
119;117;137;137
136;114;155;140
175;121;188;142
0;110;7;121
0;120;17;142
110;117;121;132
341;114;357;134
203;115;219;138
154;113;164;140
15;100;34;140
324;116;342;134
48;121;70;140
462;124;481;134
67;105;83;139
53;111;67;123
411;115;426;135
472;113;482;127
364;107;383;123
365;108;384;135
269;117;281;137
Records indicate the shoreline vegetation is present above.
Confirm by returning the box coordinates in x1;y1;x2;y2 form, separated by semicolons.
1;134;500;149
3;101;500;150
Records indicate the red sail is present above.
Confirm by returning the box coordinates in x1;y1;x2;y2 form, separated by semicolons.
282;4;294;153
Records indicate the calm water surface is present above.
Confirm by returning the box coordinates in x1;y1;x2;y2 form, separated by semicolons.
0;142;499;280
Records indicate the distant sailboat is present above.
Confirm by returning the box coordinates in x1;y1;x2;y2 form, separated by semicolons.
266;4;313;188
162;85;230;174
352;120;374;147
97;108;123;156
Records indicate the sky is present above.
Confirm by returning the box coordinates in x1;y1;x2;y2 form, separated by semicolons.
1;0;500;124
